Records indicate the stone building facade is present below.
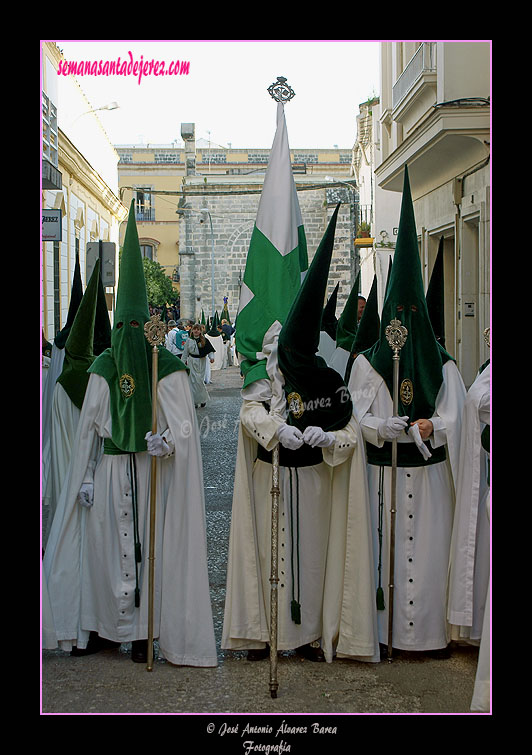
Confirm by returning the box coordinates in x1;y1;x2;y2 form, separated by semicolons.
176;175;355;324
376;41;490;387
117;138;358;325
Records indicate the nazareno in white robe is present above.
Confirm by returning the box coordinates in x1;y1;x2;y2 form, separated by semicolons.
43;369;218;667
348;355;466;652
448;364;490;635
221;383;380;663
447;364;490;712
42;383;81;548
42;381;81;647
42;344;66;500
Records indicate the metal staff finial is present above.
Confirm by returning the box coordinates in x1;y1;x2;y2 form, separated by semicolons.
144;313;167;349
268;76;295;103
385;318;408;355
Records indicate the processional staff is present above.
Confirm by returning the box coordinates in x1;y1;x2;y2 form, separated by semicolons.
266;75;296;699
144;312;168;671
384;317;408;662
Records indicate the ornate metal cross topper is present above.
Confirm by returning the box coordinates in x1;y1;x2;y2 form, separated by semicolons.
267;76;295;103
385;318;408;354
144;313;167;348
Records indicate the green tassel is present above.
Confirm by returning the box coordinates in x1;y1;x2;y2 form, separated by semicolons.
291;599;301;625
376;586;385;611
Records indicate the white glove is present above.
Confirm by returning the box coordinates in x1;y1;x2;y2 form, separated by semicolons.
276;423;304;450
302;426;336;448
145;431;173;457
378;416;409;440
408;423;432;460
78;482;94;508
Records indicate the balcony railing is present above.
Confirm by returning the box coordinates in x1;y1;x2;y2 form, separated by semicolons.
392;42;436;109
136;207;155;221
356;204;373;227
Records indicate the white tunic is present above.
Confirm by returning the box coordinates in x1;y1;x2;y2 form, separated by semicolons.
348;355;466;651
222;399;379;662
43;370;218;667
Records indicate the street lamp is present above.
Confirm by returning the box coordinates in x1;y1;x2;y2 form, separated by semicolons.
70;102;120;126
324;175;357;195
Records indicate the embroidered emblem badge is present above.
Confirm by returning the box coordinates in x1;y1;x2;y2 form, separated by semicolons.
400;378;413;406
120;373;136;398
287;391;305;419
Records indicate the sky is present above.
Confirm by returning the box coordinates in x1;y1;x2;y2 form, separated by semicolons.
53;40;381;149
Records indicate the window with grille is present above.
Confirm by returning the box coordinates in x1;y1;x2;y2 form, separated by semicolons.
135;188;155;221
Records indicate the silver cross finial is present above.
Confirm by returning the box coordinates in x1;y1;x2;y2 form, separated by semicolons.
267;76;295;103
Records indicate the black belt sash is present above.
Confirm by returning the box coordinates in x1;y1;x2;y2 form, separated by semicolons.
366;439;446;467
256;442;323;468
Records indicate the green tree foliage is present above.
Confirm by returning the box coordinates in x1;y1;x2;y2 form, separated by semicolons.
142;258;177;308
118;248;179;310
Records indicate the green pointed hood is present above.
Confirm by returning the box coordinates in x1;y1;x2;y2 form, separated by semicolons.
344;275;380;384
54;252;83;349
352;274;380;356
385;256;393;294
221;299;231;325
278;205;353;433
335;271;361;351
93;268;112;356
426;236;445;347
207;310;220;336
56;259;100;409
320;282;339;341
89;201;184;453
361;166;452;422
